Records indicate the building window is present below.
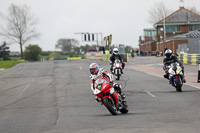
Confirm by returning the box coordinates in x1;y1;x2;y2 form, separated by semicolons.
165;25;176;33
194;25;200;30
176;25;181;32
145;31;151;37
189;25;193;31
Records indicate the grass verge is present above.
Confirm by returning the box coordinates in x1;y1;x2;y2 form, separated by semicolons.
0;60;26;69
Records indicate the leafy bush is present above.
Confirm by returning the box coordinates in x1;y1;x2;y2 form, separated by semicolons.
49;52;61;59
25;45;42;61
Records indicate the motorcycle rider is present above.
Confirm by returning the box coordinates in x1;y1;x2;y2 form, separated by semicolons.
110;48;125;74
89;63;126;102
163;49;186;83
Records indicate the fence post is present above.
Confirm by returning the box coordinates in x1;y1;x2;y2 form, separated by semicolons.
198;59;200;83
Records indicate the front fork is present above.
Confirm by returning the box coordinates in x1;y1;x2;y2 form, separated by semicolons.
170;75;183;86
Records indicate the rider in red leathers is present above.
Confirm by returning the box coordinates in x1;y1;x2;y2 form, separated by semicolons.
89;63;125;102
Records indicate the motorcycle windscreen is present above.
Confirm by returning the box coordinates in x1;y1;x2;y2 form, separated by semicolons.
96;83;103;90
114;59;121;64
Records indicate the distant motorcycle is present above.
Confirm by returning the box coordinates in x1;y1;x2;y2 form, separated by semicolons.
168;62;184;92
93;81;128;115
112;59;123;80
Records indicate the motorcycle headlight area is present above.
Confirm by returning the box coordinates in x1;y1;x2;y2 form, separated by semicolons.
176;68;182;74
110;87;115;94
169;69;175;75
93;89;101;95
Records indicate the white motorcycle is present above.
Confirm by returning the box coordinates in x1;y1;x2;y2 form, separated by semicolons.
112;59;123;80
168;62;184;92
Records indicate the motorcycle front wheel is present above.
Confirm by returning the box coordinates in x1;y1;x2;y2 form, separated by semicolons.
120;101;129;114
103;96;118;115
175;77;182;92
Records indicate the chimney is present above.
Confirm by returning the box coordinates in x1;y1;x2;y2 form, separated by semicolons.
179;0;184;8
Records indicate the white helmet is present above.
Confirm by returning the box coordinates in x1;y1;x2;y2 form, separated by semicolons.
165;49;172;59
113;48;119;55
89;63;99;75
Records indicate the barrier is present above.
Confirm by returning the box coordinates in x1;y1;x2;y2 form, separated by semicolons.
179;53;200;65
101;54;110;62
67;57;82;60
183;54;188;64
191;54;197;65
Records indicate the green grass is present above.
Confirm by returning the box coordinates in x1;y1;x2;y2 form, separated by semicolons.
8;54;85;61
0;60;26;69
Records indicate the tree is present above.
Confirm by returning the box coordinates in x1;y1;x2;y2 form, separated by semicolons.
0;4;40;59
187;7;200;15
148;2;173;24
24;44;42;61
125;45;132;53
0;42;10;60
55;39;79;54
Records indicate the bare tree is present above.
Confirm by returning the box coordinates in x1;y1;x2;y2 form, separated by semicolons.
0;4;40;59
148;2;173;24
187;6;200;15
55;39;79;54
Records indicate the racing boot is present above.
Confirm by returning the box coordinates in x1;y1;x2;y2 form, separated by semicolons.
163;73;169;79
183;76;186;83
120;92;126;99
121;69;124;74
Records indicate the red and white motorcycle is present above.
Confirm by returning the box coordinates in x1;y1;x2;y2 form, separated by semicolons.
94;81;128;115
112;59;123;80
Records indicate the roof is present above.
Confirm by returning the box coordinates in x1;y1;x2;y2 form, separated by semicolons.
143;28;156;31
166;30;200;40
155;8;200;25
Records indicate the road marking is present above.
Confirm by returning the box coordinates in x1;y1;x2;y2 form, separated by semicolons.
146;64;163;67
23;84;30;91
17;84;30;98
80;66;82;70
144;90;156;98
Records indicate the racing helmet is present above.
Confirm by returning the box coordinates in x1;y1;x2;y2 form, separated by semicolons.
89;63;99;75
113;48;119;55
165;49;172;59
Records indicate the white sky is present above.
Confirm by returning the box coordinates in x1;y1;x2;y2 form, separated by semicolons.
0;0;199;52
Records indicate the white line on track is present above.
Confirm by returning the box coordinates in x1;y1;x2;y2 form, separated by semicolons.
80;66;82;70
17;84;30;98
144;90;156;98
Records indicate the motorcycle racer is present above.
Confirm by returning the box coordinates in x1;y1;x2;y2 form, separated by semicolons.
89;63;126;102
163;49;186;83
110;48;125;74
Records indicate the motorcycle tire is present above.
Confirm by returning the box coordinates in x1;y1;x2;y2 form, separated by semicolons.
116;70;120;80
103;97;118;115
175;77;182;92
120;101;129;114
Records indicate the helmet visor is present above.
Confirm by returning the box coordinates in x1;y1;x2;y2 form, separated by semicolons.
90;68;96;75
114;50;118;54
166;53;172;58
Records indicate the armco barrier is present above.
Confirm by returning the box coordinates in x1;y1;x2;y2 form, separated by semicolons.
101;54;110;62
183;53;188;64
67;57;82;60
179;53;200;65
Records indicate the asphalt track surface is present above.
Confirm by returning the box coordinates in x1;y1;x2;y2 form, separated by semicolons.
0;59;200;133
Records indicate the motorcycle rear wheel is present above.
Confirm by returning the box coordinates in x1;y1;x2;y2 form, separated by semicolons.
103;97;118;115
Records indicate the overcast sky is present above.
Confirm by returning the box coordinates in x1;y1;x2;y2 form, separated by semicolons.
0;0;199;52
